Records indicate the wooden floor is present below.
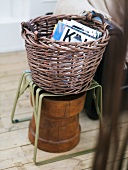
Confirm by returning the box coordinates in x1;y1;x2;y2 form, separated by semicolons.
0;51;127;170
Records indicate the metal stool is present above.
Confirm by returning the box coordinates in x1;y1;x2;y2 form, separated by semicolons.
11;70;102;164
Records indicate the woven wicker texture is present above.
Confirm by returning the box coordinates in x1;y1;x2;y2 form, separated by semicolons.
21;12;109;94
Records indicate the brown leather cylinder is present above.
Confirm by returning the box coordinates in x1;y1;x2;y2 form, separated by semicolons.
28;92;86;153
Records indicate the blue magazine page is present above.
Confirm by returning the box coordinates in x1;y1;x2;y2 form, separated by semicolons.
51;21;66;40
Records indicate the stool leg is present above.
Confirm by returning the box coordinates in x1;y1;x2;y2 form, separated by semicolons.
99;86;102;119
33;93;43;164
11;72;26;123
30;85;41;164
32;91;63;164
96;86;102;119
30;86;42;120
11;71;32;123
92;86;102;119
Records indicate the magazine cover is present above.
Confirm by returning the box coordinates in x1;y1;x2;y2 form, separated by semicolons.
60;26;96;42
70;20;102;39
51;21;66;40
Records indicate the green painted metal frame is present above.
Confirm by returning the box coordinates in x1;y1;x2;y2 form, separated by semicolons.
11;70;102;165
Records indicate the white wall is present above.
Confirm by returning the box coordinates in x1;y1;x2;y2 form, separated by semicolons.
0;0;57;53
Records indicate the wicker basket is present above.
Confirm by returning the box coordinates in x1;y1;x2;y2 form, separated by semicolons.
21;12;109;94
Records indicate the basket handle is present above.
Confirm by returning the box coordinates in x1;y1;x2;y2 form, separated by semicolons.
86;11;109;29
21;22;42;40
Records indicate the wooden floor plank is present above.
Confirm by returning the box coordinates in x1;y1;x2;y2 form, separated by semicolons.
0;98;32;118
0;74;21;84
0;51;26;57
0;66;29;79
0;112;31;134
0;51;29;78
0;128;30;151
0;160;14;170
0;51;27;64
1;89;27;107
23;164;40;170
0;62;29;73
4;167;19;170
0;81;20;92
0;147;29;170
0;69;29;78
0;88;30;103
38;158;87;170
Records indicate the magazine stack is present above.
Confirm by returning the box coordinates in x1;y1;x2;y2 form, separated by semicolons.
51;19;102;43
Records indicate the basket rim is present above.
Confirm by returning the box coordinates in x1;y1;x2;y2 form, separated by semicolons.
21;13;110;49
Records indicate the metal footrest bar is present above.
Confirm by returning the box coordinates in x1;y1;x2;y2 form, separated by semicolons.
35;148;96;166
